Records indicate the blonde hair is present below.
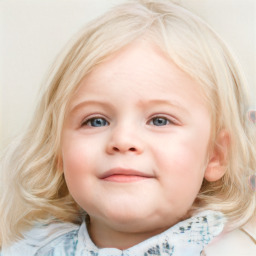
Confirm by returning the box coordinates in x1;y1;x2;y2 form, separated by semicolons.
1;0;255;247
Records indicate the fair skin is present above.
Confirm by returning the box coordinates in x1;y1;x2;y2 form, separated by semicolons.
61;40;226;249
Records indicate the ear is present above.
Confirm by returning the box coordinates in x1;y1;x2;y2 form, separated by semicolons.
204;130;230;182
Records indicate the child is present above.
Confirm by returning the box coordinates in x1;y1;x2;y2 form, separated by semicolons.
0;0;255;255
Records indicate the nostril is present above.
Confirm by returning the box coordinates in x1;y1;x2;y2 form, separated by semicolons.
112;146;137;152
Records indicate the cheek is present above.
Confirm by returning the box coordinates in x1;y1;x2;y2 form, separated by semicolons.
62;147;98;212
160;148;205;190
152;134;208;194
155;138;207;174
62;133;98;172
61;138;95;195
63;144;87;174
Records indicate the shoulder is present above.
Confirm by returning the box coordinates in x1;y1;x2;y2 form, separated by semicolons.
204;224;256;256
34;229;79;256
1;221;80;256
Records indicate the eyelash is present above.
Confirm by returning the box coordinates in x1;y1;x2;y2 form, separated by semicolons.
81;116;109;127
81;115;177;128
147;116;175;126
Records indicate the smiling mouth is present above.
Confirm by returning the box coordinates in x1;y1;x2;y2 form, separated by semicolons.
100;168;153;183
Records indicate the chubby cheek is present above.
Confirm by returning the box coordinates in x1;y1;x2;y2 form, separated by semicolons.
153;137;207;207
61;137;95;203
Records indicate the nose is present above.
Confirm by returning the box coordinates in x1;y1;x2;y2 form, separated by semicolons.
106;125;144;155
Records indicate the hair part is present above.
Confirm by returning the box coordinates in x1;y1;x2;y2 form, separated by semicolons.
1;0;255;247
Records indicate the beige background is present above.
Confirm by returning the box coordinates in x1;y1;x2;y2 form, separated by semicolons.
0;0;255;149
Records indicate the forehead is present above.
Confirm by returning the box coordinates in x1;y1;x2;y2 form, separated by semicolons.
70;40;208;111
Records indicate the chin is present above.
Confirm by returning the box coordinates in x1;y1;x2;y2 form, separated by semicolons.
100;208;173;234
104;207;146;224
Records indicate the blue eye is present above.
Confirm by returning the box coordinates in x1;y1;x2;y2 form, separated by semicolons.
150;117;170;126
83;117;109;127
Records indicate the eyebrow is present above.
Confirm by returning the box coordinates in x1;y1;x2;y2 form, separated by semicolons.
69;100;113;115
137;99;189;115
69;98;189;115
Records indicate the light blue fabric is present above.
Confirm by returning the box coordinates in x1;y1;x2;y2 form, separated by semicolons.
2;210;225;256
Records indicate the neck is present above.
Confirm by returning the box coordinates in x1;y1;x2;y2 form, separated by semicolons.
87;218;168;250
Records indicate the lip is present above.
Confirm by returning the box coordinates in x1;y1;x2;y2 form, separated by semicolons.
100;168;154;183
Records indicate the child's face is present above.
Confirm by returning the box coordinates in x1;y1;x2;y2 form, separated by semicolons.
62;40;212;236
